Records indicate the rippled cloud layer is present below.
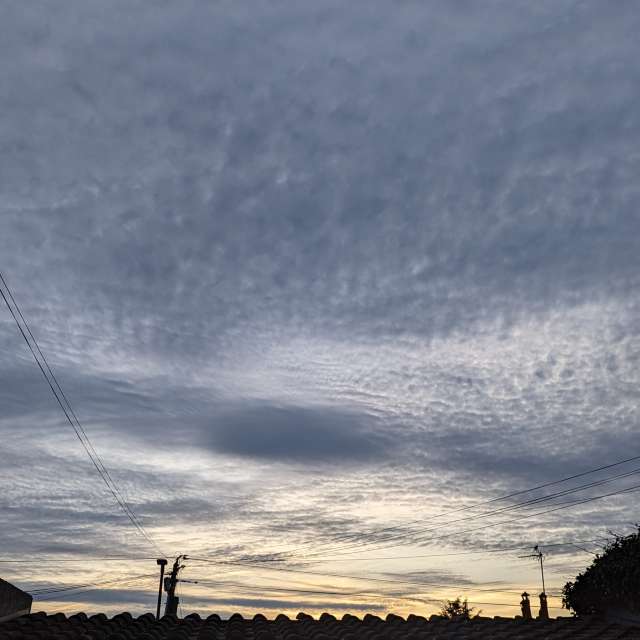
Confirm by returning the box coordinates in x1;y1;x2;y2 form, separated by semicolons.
1;0;639;619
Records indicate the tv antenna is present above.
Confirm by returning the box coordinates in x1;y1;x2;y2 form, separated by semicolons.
519;544;546;594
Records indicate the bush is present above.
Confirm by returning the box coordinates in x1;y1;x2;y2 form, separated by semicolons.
439;597;480;620
562;527;640;615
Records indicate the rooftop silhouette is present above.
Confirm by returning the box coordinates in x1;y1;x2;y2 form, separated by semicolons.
3;610;640;640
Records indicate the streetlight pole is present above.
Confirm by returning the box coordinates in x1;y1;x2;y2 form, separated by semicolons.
156;558;167;619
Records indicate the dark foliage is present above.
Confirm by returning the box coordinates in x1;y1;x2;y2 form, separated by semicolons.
562;527;640;615
440;597;480;620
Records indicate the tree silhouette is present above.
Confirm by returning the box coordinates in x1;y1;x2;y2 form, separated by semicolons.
439;597;480;620
562;527;640;615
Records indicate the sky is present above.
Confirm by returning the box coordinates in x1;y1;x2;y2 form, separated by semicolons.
1;0;640;620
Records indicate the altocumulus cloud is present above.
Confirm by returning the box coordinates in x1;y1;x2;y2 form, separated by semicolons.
1;0;640;616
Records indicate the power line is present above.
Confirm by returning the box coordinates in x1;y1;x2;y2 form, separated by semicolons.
51;586;160;616
0;556;159;564
565;542;599;557
192;578;388;598
387;484;640;552
194;484;638;578
31;573;157;598
277;479;640;563
179;578;565;611
320;483;640;558
182;537;608;570
34;577;158;604
268;538;608;564
180;488;632;607
188;558;556;598
296;466;640;559
0;556;156;566
0;271;164;556
0;271;158;551
185;578;505;605
273;455;640;561
30;573;156;594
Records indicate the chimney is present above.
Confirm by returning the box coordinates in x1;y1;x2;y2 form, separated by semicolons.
538;592;549;620
520;592;532;620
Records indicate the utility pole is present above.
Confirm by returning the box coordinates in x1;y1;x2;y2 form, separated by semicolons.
164;555;187;617
155;558;167;619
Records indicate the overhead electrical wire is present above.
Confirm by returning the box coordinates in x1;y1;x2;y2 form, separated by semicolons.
51;587;159;616
565;542;598;557
180;577;564;611
31;573;157;599
30;572;156;595
178;469;633;609
0;271;164;556
268;473;639;563
0;271;158;552
194;482;637;582
0;556;160;564
375;483;640;552
304;482;640;558
188;558;554;597
294;466;640;559
184;578;511;606
266;454;640;561
1;538;603;567
260;538;608;564
34;578;159;605
191;578;389;598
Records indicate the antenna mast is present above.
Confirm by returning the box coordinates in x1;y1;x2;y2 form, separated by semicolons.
519;545;546;594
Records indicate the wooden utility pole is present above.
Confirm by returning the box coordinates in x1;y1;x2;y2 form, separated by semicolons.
164;555;187;617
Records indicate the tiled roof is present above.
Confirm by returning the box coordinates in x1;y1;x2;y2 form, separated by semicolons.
2;611;640;640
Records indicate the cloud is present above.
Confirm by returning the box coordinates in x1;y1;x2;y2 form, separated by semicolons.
2;1;639;354
1;0;640;617
34;586;156;608
203;404;390;463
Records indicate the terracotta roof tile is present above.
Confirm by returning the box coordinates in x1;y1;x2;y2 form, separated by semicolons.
1;612;640;640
